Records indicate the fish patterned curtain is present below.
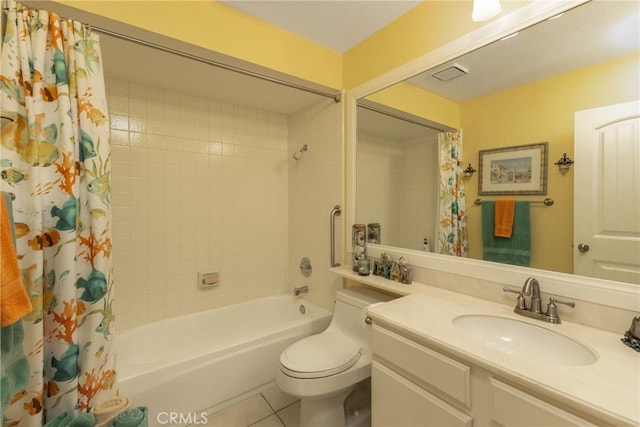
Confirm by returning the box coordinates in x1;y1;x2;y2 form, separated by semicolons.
437;130;468;257
1;1;116;424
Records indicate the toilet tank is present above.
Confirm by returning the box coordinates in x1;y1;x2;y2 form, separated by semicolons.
329;287;395;346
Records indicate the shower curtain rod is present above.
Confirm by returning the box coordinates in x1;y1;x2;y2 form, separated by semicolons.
92;26;342;103
357;101;452;133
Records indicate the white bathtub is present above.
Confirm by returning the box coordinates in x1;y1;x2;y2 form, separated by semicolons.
117;295;332;424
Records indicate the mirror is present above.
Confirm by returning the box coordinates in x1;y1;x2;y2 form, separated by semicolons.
354;0;639;280
356;101;452;251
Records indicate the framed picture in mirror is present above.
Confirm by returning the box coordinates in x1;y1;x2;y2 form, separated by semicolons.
478;142;548;195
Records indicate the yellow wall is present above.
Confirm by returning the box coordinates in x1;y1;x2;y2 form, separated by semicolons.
461;54;640;273
53;0;343;89
367;82;460;129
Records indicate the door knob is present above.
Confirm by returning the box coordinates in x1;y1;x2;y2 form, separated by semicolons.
577;243;590;253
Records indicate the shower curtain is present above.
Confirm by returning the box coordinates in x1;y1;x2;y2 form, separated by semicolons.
1;1;116;424
437;130;468;257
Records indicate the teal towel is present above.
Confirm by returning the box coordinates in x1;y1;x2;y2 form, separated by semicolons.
482;201;531;266
45;413;74;427
1;320;30;409
1;192;30;412
69;413;96;427
45;412;95;427
113;407;148;427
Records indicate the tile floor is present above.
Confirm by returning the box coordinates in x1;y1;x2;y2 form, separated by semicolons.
204;385;300;427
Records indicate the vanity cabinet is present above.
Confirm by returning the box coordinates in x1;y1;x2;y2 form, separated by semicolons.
372;362;472;427
371;324;600;427
488;379;597;426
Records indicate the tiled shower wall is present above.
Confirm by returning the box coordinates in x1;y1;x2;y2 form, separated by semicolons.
357;131;438;251
108;79;292;329
288;99;344;311
356;132;403;244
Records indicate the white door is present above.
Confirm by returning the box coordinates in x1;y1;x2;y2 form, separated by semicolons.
574;101;640;284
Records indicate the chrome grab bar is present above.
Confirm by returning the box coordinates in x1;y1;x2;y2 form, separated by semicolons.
330;205;342;267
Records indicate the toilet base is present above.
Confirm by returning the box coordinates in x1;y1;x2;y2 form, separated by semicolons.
344;378;371;427
299;386;354;427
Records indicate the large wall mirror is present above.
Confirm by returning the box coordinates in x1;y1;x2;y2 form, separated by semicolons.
351;0;639;285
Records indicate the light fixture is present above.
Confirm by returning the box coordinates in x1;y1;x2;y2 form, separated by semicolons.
554;153;574;173
463;163;477;178
472;0;502;22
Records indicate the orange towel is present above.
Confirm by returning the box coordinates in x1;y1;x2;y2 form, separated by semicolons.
1;197;32;327
494;199;516;238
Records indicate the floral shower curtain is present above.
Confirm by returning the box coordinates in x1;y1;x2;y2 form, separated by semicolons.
437;130;468;257
1;1;116;424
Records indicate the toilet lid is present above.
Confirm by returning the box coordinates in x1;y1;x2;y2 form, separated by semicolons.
280;331;362;379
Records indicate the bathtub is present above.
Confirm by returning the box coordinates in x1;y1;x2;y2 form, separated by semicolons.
117;295;332;425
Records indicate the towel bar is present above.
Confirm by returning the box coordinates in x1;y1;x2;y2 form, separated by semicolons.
330;205;341;267
474;198;553;206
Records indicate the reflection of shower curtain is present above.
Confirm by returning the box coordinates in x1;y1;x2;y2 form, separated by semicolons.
1;1;116;424
437;130;468;257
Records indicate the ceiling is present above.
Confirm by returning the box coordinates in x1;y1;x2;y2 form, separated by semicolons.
218;0;422;53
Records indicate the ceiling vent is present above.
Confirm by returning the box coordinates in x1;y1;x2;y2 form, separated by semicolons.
431;63;469;82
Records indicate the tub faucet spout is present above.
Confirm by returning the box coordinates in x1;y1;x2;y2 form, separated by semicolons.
293;286;309;296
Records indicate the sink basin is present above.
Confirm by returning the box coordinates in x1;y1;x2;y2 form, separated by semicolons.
452;315;597;366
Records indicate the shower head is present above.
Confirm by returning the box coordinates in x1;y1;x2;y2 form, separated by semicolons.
292;144;308;160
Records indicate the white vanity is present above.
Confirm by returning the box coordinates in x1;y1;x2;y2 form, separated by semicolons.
332;266;640;427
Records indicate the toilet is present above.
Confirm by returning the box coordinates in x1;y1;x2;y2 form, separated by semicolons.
276;287;394;427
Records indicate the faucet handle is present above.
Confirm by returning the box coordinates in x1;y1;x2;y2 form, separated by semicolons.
551;298;576;308
503;287;526;310
546;298;576;323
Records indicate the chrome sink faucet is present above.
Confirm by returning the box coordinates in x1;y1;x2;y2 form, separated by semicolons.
503;277;575;324
522;277;542;314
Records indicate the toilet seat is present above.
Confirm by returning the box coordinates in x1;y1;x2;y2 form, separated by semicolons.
280;331;362;379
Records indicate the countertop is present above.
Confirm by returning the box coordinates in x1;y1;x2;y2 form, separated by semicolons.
331;266;640;426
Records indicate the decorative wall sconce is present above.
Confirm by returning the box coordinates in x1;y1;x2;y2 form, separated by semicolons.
554;153;574;173
463;163;477;178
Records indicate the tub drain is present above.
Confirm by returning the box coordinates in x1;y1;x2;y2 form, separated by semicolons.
299;304;306;315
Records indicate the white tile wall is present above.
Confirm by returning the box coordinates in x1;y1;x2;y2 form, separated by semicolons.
357;131;438;251
288;99;344;311
108;79;292;329
395;135;439;250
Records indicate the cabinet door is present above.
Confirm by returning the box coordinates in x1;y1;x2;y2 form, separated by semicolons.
490;379;597;426
372;362;472;427
372;325;471;407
